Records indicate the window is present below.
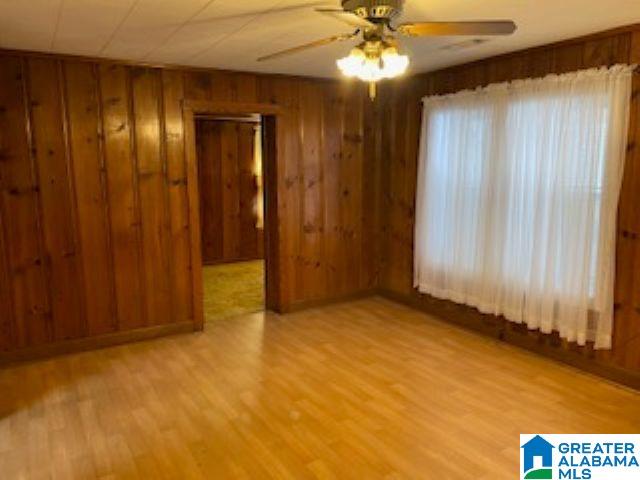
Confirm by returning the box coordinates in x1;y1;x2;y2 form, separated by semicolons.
414;66;634;349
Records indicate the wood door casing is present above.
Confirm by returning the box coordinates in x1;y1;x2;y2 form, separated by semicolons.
197;120;264;265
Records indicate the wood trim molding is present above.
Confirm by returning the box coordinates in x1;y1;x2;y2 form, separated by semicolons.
262;115;282;312
380;289;640;391
183;105;205;331
183;100;283;116
284;290;379;314
0;321;195;366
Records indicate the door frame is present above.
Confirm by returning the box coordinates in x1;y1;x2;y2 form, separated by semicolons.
183;100;284;330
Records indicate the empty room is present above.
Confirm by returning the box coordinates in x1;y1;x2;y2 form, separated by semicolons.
0;1;639;479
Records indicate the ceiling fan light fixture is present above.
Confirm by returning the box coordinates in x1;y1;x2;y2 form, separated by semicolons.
337;44;409;83
336;47;367;78
380;46;409;77
258;1;515;101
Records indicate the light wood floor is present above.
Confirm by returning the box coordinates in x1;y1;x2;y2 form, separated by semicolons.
1;297;638;479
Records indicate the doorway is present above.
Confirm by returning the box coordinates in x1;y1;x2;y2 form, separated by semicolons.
183;102;281;329
195;115;265;321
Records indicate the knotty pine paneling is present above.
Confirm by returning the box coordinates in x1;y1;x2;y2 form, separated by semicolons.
0;56;50;348
27;58;86;342
299;81;325;299
257;75;378;307
197;120;224;262
220;122;241;261
63;61;116;336
0;50;377;356
131;68;173;327
162;69;193;327
378;27;640;375
190;74;378;308
99;63;146;332
197;119;263;265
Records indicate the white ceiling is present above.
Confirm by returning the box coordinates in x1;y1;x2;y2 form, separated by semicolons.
1;0;639;78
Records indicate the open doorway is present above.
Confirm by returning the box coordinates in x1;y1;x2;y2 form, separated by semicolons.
195;115;265;322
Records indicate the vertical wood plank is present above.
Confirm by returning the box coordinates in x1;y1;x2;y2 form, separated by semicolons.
299;81;326;299
363;88;383;289
322;82;343;297
269;78;301;308
400;79;421;294
99;63;145;330
196;121;209;261
210;71;233;102
0;55;50;348
526;48;555;79
184;71;212;101
198;121;224;263
262;115;280;311
551;43;586;74
220;122;241;260
184;106;204;330
232;73;258;103
341;84;365;293
377;83;394;291
583;34;631;68
63;60;117;335
162;69;193;323
27;57;86;341
131;67;172;326
257;78;292;310
0;195;14;350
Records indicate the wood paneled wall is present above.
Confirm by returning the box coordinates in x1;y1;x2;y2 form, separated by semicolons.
378;25;640;379
0;51;379;357
197;119;264;265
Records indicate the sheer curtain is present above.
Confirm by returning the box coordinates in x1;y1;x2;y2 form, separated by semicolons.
414;65;634;349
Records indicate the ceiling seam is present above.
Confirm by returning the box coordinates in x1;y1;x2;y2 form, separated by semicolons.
140;0;220;61
98;0;143;55
49;0;65;51
185;0;288;62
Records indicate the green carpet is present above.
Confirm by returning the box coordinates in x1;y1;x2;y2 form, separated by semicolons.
203;260;264;321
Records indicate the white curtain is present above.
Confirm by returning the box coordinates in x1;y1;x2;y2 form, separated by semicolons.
414;65;634;349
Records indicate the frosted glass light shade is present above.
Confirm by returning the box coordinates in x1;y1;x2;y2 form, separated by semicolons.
337;46;409;82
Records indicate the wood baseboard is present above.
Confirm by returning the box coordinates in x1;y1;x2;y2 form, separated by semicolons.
380;289;640;391
284;289;378;314
0;322;197;366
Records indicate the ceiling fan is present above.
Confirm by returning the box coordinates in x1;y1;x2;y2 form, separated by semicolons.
257;0;517;99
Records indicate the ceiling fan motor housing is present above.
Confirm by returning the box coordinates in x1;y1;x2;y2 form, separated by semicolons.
341;0;404;21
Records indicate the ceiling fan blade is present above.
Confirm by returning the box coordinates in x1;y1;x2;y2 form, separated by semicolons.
315;8;375;29
257;33;357;62
397;20;517;37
